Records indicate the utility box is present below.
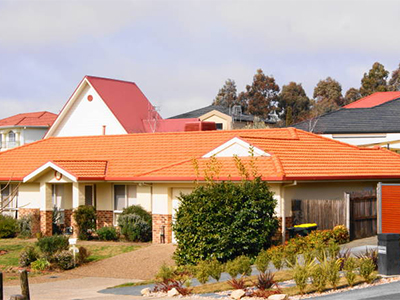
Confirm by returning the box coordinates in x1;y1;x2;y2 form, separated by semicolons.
378;233;400;275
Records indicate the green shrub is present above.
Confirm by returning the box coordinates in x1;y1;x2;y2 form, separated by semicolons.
55;250;75;270
173;178;278;264
225;256;252;278
118;214;151;242
255;249;270;273
17;215;32;238
344;257;358;287
0;215;18;238
77;246;91;265
327;240;340;259
311;263;327;293
332;225;350;244
31;258;50;271
225;259;240;279
73;205;96;240
326;259;340;289
359;258;376;284
36;235;69;258
196;260;210;284
97;226;119;241
121;205;152;226
208;258;224;281
156;263;175;281
284;242;298;267
293;263;310;294
268;246;284;270
19;246;38;267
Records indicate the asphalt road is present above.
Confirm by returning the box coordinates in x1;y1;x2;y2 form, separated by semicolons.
309;280;400;300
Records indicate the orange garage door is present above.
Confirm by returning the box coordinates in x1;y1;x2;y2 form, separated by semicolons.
381;184;400;233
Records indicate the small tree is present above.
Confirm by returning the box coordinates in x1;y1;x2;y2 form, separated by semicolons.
173;176;278;265
74;205;96;240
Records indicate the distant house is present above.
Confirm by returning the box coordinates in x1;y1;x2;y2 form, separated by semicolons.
169;105;276;130
0;111;57;151
294;92;400;152
45;76;214;138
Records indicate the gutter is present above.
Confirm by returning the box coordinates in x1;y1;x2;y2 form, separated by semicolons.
281;180;297;244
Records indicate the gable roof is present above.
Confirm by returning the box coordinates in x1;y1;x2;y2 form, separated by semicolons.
45;76;162;137
0;111;57;128
169;105;274;123
294;99;400;134
85;76;162;133
343;92;400;108
1;128;400;182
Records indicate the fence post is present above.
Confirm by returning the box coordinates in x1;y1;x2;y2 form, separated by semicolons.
0;271;3;300
19;270;29;300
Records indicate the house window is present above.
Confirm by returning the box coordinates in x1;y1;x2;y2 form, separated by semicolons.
215;123;223;130
84;185;95;206
1;184;18;218
113;185;137;223
8;131;15;142
52;184;65;224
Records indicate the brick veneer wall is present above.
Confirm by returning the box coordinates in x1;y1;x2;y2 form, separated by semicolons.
64;209;72;228
18;208;41;234
152;214;172;244
97;210;113;228
40;211;53;236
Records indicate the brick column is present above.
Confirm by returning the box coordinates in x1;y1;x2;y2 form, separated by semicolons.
40;211;53;236
18;208;41;235
97;210;113;229
152;214;172;244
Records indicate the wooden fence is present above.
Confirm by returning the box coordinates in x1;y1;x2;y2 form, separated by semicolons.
349;191;377;240
292;199;346;230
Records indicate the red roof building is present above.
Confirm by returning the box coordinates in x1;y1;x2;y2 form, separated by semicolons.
343;91;400;109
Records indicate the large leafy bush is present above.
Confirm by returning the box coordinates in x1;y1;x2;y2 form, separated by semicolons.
118;214;151;242
97;226;119;241
36;235;69;258
118;205;152;242
174;178;278;264
0;215;18;238
74;205;97;240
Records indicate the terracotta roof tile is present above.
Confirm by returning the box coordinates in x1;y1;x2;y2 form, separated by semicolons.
343;91;400;108
0;111;57;127
0;128;400;181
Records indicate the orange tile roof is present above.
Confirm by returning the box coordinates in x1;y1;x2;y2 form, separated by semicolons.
343;92;400;108
1;128;400;182
0;111;57;127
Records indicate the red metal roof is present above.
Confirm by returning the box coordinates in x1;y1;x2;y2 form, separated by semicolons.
343;92;400;108
86;76;162;133
0;111;57;127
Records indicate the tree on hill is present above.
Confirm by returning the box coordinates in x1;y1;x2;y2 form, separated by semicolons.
359;62;389;96
238;69;280;118
344;87;362;104
212;79;238;108
278;82;310;126
389;63;400;91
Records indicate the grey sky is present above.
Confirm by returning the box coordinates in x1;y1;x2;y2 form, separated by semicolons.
0;0;399;119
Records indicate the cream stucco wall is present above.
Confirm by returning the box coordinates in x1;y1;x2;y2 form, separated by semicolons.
97;183;112;210
200;110;232;130
18;183;41;209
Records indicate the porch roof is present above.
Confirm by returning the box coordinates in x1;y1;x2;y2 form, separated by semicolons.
1;128;400;182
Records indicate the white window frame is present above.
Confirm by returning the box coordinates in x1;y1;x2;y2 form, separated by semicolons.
113;184;137;225
1;184;18;218
52;184;65;225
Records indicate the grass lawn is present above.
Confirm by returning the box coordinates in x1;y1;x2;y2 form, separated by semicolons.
0;238;142;269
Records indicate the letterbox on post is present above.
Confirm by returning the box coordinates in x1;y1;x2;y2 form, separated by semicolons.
378;233;400;275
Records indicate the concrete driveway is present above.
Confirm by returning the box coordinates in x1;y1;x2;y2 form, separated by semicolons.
3;277;141;300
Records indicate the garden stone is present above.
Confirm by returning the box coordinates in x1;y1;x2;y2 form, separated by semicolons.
268;294;288;300
167;288;180;297
230;289;245;299
141;288;151;296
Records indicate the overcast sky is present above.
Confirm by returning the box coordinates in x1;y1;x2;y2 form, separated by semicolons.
1;0;400;119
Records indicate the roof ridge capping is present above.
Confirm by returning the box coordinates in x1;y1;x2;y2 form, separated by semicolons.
85;75;138;86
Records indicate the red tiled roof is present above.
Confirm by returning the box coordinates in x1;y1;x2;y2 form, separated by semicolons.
86;76;162;133
0;111;57;127
1;128;400;182
53;160;107;180
343;92;400;108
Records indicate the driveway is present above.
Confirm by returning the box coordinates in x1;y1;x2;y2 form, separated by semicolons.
309;280;400;299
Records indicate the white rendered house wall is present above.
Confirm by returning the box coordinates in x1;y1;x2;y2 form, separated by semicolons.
51;84;127;137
